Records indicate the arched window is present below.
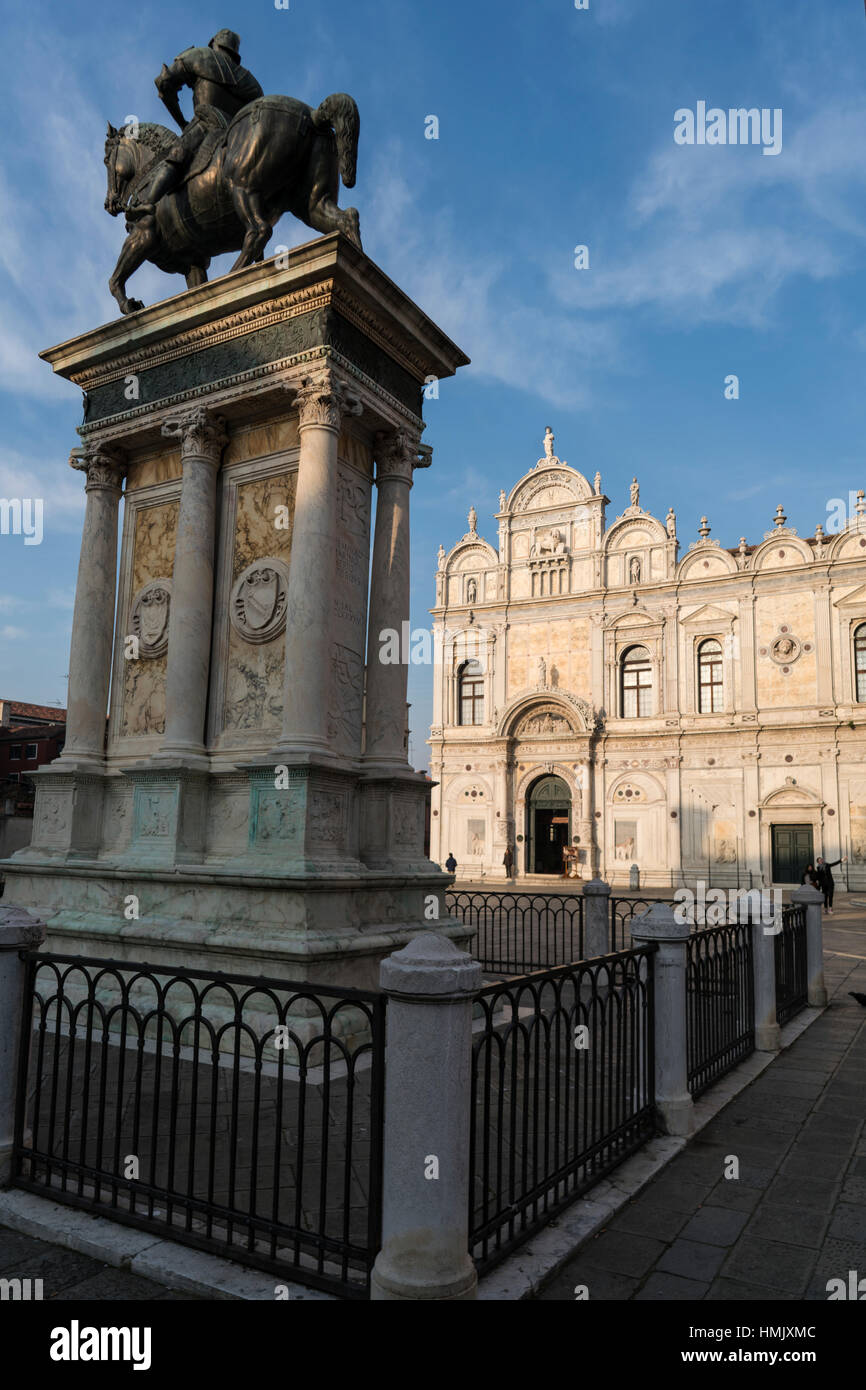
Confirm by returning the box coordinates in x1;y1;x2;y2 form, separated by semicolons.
855;624;866;703
458;658;485;725
697;638;723;713
621;645;652;718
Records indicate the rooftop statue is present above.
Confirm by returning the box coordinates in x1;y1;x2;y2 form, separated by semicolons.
104;29;362;315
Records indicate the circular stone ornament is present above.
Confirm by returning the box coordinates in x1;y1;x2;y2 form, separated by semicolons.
230;558;290;644
130;579;172;657
769;632;802;666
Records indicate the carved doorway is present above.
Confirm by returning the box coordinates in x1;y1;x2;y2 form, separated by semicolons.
771;824;813;885
527;774;571;874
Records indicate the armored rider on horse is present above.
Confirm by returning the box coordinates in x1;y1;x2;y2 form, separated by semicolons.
104;28;362;314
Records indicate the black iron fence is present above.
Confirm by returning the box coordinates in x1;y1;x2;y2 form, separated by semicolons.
686;922;755;1098
609;897;677;951
445;891;584;974
468;945;656;1273
774;904;808;1025
13;953;385;1299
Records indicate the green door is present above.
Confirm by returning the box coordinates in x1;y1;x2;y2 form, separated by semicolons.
771;824;813;884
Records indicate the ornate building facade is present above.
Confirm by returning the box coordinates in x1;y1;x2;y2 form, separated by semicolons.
428;430;866;888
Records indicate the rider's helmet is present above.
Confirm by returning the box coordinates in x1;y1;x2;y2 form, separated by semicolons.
208;29;242;64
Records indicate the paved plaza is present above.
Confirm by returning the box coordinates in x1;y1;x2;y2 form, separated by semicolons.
537;903;866;1300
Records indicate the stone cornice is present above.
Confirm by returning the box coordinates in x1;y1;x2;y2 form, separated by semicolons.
76;347;424;444
40;234;470;391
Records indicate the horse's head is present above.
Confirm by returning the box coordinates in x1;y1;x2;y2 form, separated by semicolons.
104;122;134;216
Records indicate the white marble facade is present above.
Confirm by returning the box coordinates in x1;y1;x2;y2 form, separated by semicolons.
429;431;866;889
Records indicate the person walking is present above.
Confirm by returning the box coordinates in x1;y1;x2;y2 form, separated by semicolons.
815;855;847;914
445;851;457;875
502;846;514;879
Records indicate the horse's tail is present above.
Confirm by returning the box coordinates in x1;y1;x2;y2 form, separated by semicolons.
311;93;360;188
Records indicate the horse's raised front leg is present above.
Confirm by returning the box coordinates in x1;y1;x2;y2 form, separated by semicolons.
108;224;156;315
227;187;273;272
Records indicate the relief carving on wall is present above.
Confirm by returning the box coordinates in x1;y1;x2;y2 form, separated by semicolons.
327;645;364;750
37;794;71;841
516;707;575;736
131;580;172;657
230;558;290;644
310;791;346;843
337;472;368;537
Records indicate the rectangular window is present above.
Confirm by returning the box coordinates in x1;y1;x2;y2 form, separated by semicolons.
24;743;38;760
622;669;652;718
10;745;22;760
460;681;484;726
699;661;723;712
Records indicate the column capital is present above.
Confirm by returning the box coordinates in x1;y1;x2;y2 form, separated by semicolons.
373;428;432;486
286;366;363;432
161;406;228;464
70;441;126;492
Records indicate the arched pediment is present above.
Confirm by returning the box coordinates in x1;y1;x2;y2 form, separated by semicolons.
827;526;866;563
444;536;499;571
605;608;658;630
508;466;594;513
603;512;667;549
498;689;599;738
760;782;823;809
751;534;814;572
677;547;738;580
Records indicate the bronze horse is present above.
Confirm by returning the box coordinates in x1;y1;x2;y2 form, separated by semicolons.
104;93;361;315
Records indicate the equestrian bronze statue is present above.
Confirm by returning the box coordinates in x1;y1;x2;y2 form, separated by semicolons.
104;29;361;315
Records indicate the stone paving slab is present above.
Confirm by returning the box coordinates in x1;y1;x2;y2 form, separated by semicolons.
534;907;866;1301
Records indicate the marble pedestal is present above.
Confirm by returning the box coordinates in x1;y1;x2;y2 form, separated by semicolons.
2;234;472;1031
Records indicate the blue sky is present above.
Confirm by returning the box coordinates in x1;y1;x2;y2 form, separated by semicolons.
1;0;865;765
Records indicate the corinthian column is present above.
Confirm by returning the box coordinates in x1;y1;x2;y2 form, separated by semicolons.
276;366;362;757
61;442;127;765
365;429;430;767
157;407;227;765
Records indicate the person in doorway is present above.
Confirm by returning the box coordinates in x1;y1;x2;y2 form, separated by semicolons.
815;855;846;914
800;863;820;890
445;851;457;875
502;846;514;878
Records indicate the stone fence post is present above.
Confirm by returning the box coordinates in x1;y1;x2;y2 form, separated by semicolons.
0;907;45;1185
630;903;694;1137
790;884;827;1007
371;933;482;1301
752;905;781;1052
582;878;611;958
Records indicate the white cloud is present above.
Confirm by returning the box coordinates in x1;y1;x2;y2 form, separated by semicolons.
0;451;85;529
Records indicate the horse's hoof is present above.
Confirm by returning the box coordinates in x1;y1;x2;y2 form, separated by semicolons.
121;298;145;315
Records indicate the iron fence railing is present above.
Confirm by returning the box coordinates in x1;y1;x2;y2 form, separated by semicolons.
445;891;583;974
774;904;808;1025
468;945;656;1274
13;952;385;1299
609;897;677;951
686;921;755;1098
